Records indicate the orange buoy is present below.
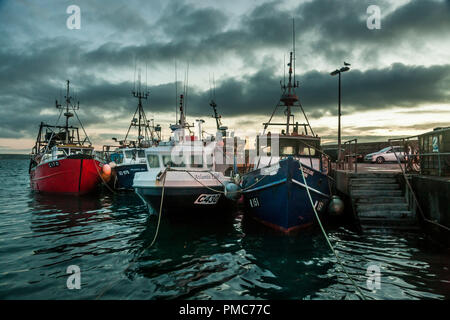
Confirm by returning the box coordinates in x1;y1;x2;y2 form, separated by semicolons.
102;164;111;176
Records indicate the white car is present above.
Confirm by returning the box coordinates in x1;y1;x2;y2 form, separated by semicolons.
364;146;406;164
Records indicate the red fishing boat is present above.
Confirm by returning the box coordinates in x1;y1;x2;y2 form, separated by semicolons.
29;80;111;195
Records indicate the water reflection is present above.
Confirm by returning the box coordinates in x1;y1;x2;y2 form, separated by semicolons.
1;158;449;299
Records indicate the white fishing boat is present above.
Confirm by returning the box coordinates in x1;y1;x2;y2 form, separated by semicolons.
133;93;239;216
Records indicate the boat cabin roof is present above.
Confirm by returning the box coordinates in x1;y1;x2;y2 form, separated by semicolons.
55;144;93;149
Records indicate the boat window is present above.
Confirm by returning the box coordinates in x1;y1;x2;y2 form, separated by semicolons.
137;150;145;158
125;150;135;159
190;154;203;168
281;146;295;155
299;147;315;156
147;154;160;168
162;155;185;168
207;154;213;168
70;149;82;155
111;153;123;164
82;149;92;155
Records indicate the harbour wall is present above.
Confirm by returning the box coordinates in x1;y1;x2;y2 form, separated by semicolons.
411;175;450;247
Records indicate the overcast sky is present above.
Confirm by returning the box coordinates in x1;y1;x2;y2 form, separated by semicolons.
0;0;449;153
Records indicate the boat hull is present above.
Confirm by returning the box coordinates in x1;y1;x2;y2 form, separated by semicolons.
135;185;235;217
113;164;147;190
30;156;104;195
242;157;331;234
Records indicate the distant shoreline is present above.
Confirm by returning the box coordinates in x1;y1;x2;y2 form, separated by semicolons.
0;154;29;159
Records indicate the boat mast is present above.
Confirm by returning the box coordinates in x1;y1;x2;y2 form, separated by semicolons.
124;68;157;147
263;19;316;137
58;80;75;144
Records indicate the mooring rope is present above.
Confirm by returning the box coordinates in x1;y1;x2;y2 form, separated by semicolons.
298;160;367;300
96;170;167;299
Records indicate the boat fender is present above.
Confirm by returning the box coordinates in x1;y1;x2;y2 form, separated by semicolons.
224;182;242;201
328;195;344;216
100;163;112;183
102;164;112;176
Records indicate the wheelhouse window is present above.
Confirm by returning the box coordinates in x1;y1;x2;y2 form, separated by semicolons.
137;150;145;158
162;155;185;168
147;154;160;168
259;136;321;157
190;154;203;168
299;147;316;156
124;150;134;159
281;146;295;155
70;149;82;155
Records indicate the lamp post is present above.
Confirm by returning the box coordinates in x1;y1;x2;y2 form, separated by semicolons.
330;63;350;169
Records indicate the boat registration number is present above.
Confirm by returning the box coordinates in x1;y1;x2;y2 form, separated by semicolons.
194;194;221;205
48;161;60;168
249;197;260;208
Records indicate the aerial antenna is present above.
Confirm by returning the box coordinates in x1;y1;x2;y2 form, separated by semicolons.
292;18;296;87
213;73;216;99
138;68;141;92
185;62;190;117
175;61;178;123
133;58;137;92
145;61;148;93
209;73;213;100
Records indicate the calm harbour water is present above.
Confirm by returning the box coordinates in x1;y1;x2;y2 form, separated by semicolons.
0;159;449;300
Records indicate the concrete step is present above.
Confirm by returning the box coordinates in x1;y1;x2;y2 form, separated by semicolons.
361;224;421;231
359;217;417;227
358;210;413;219
355;196;406;204
351;178;398;185
349;173;398;179
351;190;403;197
351;183;400;190
357;203;409;212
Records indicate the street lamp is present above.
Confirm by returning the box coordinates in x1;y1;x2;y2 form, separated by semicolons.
330;63;350;169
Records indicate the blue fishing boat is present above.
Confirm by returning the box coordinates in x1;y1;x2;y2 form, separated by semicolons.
102;80;161;190
241;43;332;234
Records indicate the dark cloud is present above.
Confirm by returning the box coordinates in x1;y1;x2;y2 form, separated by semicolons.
157;2;229;39
0;0;449;146
1;61;448;139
